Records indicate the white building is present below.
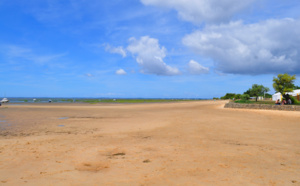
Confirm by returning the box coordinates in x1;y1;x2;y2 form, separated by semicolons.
272;89;300;101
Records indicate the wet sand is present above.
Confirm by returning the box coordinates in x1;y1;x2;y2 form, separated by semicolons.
0;101;299;185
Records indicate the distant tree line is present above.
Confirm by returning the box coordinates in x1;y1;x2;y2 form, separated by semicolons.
220;73;298;102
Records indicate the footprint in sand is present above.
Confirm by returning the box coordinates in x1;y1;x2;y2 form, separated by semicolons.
143;159;151;163
74;148;128;172
74;148;114;172
75;162;110;172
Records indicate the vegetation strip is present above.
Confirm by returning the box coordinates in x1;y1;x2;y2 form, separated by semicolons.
218;73;300;105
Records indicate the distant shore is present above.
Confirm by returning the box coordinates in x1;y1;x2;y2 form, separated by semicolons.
2;98;211;104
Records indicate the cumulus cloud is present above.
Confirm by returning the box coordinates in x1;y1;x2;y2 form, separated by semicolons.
116;69;127;75
127;36;180;76
140;0;255;24
105;44;127;57
188;60;209;74
182;18;300;75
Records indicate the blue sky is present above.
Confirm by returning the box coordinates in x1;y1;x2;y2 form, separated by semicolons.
0;0;300;98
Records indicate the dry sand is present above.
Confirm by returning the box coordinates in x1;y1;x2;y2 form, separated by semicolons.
0;101;299;185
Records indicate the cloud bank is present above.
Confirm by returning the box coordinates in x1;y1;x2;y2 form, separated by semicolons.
183;18;300;75
140;0;255;24
127;36;180;76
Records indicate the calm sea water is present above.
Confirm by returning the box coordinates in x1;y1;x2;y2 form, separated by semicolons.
3;97;208;103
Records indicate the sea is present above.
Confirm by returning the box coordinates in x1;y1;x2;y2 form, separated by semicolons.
2;97;209;103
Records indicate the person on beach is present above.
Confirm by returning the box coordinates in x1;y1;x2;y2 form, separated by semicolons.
288;99;292;105
281;99;286;105
275;99;280;105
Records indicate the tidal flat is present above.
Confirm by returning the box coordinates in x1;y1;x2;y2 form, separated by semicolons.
0;101;299;185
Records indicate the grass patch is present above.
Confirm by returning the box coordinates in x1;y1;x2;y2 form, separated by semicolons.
235;100;254;104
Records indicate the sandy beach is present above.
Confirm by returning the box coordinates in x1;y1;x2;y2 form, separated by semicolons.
0;101;299;185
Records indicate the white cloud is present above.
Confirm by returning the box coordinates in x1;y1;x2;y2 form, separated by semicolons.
127;36;180;76
105;44;127;57
140;0;255;24
188;60;209;74
116;69;127;75
182;18;300;75
4;45;66;66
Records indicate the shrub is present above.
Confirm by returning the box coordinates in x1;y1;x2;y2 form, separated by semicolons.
265;93;272;98
221;93;236;100
234;94;242;99
241;94;250;100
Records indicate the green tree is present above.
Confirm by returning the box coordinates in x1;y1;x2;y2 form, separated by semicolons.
247;84;270;102
221;93;236;100
234;94;242;99
273;74;296;99
264;93;272;98
240;94;250;100
243;89;250;95
293;85;300;90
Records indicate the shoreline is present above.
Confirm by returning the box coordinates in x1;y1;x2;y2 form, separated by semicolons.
0;99;218;107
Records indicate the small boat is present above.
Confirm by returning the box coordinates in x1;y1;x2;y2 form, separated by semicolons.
1;98;9;103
